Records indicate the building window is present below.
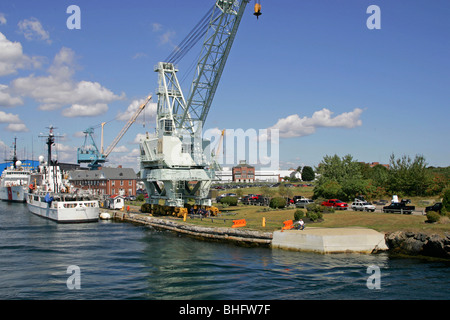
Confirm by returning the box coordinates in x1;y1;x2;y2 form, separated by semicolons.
112;181;115;186
120;180;124;186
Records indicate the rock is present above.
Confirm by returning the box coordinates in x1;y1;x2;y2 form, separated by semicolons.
386;231;450;259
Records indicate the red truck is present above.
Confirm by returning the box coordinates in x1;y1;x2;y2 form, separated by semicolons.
321;199;348;210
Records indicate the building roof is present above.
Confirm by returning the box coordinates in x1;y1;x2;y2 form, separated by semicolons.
68;167;136;180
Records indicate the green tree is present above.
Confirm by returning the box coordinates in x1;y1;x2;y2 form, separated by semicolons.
388;154;430;196
314;154;363;201
315;154;362;183
301;166;315;181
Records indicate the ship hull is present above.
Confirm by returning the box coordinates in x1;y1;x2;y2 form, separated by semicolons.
26;193;99;223
0;186;26;203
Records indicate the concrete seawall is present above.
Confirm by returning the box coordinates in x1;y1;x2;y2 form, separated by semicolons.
112;212;273;247
272;227;388;254
110;211;389;254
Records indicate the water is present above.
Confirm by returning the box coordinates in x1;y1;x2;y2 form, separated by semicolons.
0;201;449;300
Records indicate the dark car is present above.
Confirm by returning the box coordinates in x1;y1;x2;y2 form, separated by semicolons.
425;202;443;214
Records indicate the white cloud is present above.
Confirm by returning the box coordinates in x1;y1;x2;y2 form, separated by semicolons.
152;22;176;47
11;47;124;116
0;110;22;123
62;103;109;117
107;148;140;170
109;145;129;153
5;123;28;132
18;18;51;44
0;110;27;132
0;84;23;107
0;13;6;25
268;108;363;138
0;32;42;76
53;143;77;162
117;98;157;123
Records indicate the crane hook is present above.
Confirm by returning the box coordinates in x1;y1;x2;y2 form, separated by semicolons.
253;1;261;19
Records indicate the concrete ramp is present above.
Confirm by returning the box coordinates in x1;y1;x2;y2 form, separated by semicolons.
272;227;388;254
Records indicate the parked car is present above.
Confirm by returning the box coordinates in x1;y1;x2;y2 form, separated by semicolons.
351;200;376;212
383;200;415;214
295;199;314;208
425;202;443;214
321;199;348;210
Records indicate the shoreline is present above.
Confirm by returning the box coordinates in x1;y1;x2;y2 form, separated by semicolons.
108;210;449;259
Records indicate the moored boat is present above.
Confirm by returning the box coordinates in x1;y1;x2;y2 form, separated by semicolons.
0;138;32;203
26;126;99;223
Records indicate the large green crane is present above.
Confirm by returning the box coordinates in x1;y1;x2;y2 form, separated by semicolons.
139;0;253;214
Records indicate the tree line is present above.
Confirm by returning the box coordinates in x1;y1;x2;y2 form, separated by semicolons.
313;154;449;201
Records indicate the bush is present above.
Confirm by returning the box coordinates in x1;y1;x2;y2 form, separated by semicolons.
426;211;441;223
136;194;145;202
220;196;237;206
306;203;334;214
294;209;304;220
307;210;323;222
269;197;286;209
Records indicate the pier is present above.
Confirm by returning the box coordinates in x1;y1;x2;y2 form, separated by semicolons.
109;211;389;254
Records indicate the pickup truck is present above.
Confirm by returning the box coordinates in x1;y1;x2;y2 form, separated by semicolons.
321;199;348;210
351;200;376;212
425;202;443;214
383;200;415;214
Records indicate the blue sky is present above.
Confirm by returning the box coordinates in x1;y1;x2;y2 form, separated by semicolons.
0;0;449;172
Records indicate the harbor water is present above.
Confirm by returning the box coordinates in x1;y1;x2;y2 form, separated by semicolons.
0;201;449;300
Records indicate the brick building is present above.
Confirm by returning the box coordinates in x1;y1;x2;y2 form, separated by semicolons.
232;160;255;183
68;166;137;196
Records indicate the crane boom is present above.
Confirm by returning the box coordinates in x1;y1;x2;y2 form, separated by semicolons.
104;95;152;157
180;0;249;134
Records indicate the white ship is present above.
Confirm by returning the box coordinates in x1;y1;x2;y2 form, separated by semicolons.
26;126;99;223
0;161;32;203
0;138;32;203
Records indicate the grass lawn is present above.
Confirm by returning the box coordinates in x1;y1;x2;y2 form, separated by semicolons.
128;201;449;236
126;185;448;236
183;205;449;236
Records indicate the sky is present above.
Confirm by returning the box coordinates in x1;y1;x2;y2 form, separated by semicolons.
0;0;449;172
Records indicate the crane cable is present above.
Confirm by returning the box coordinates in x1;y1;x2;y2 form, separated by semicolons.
165;4;218;64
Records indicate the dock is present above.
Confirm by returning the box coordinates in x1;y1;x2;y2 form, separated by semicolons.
109;211;389;254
